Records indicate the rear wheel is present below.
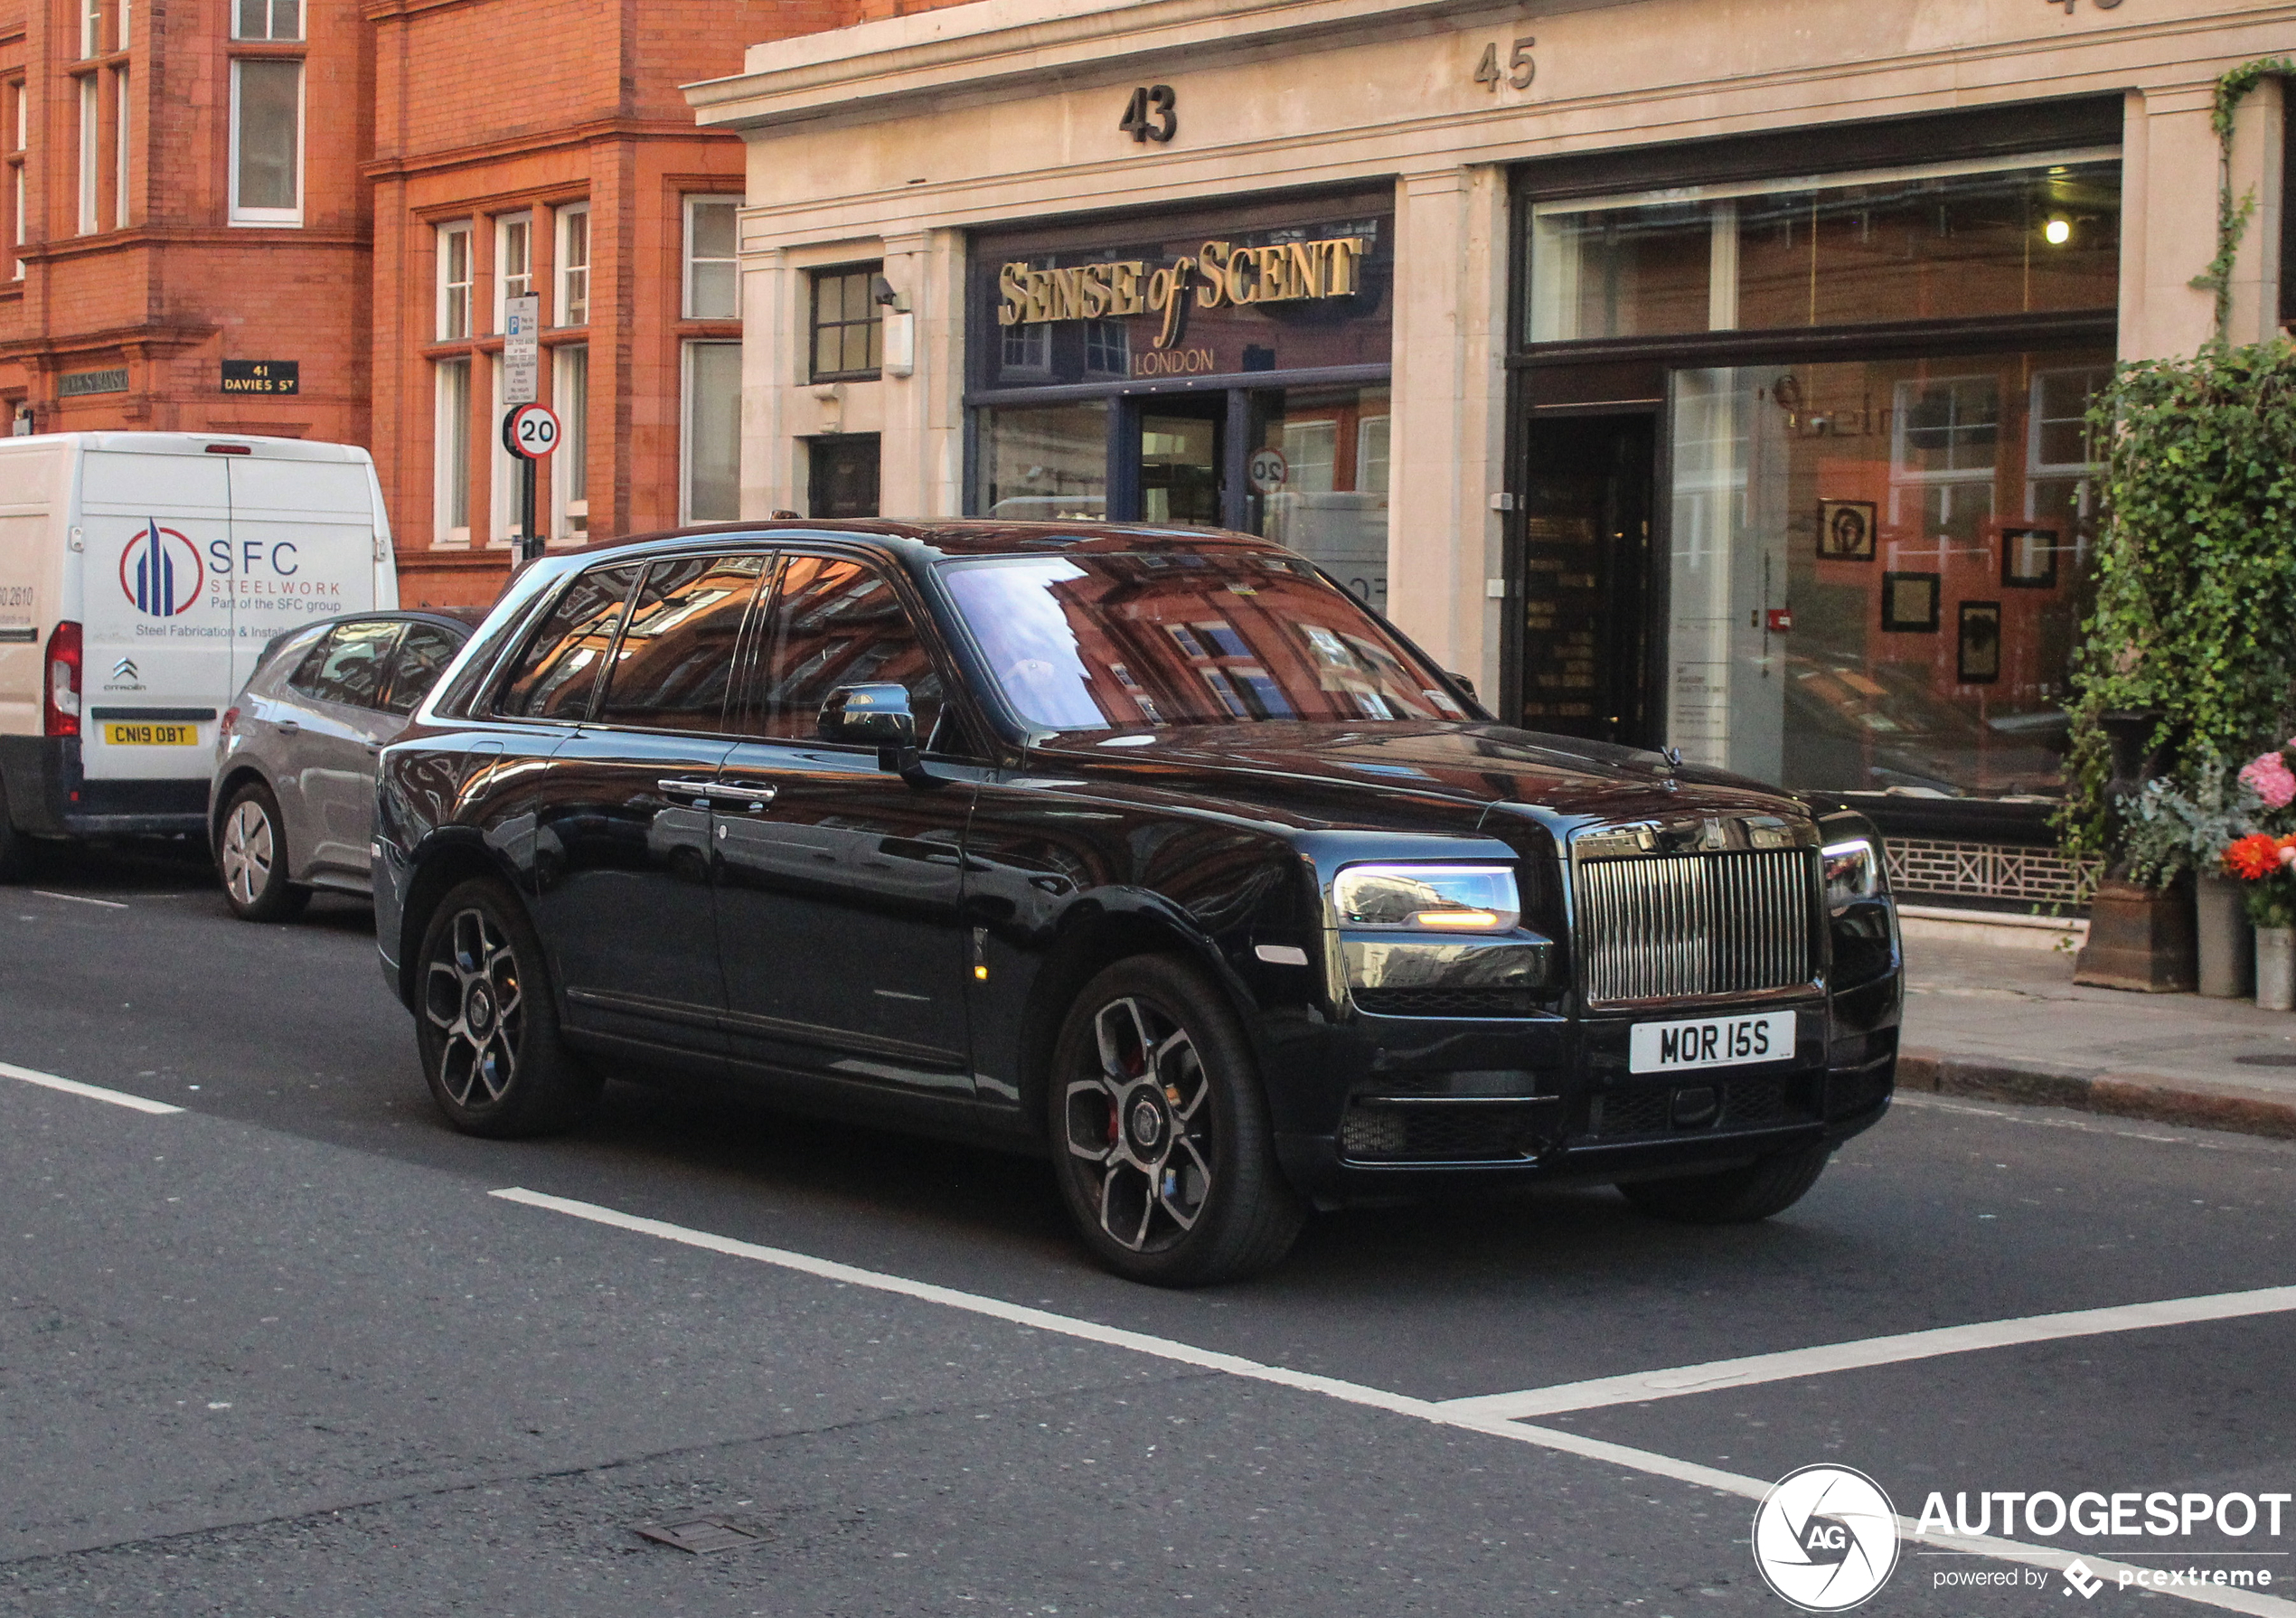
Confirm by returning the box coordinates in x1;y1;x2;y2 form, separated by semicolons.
216;782;309;922
416;878;600;1138
1049;955;1303;1286
1616;1143;1832;1224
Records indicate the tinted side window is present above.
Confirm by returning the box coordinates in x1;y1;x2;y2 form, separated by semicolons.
288;620;403;709
380;622;467;717
496;563;642;720
753;556;944;742
595;553;767;733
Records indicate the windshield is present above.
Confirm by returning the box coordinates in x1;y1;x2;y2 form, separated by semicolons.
938;550;1469;731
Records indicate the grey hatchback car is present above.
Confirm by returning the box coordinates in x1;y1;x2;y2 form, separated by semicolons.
210;609;483;920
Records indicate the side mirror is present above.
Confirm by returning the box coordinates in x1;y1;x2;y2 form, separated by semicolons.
1448;672;1477;701
817;682;916;748
818;682;936;787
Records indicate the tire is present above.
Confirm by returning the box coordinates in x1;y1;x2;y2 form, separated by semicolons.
415;877;601;1138
1048;955;1304;1286
0;784;33;884
1616;1142;1833;1225
216;782;311;922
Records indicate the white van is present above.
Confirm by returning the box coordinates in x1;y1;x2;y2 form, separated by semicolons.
0;432;396;875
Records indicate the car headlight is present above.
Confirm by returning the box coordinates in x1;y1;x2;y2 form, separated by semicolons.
1332;863;1520;934
1822;838;1881;914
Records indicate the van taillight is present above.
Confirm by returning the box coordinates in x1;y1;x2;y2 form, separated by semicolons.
219;705;240;743
42;620;80;738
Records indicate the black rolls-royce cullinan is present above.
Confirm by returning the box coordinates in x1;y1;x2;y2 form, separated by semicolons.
374;522;1900;1285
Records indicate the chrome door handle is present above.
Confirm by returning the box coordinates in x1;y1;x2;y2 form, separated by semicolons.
275;720;300;736
657;777;718;805
703;781;777;811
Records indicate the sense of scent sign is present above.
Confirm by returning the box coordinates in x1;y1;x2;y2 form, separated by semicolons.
997;234;1372;351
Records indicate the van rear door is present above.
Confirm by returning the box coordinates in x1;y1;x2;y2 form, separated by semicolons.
79;447;234;785
223;448;383;691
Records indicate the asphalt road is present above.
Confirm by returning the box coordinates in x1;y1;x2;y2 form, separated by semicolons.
4;842;2294;1617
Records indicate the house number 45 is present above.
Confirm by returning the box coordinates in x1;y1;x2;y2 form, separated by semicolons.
1473;37;1535;91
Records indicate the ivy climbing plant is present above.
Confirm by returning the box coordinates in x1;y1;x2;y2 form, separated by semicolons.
2060;57;2296;869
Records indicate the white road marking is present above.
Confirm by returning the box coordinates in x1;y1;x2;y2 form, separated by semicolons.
0;1059;183;1115
31;890;128;909
490;1186;2296;1616
1442;1284;2296;1420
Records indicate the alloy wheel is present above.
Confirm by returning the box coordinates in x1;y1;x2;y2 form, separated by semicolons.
423;906;525;1108
1062;995;1214;1253
220;798;275;908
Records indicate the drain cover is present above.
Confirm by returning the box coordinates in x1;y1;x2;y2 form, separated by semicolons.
2235;1054;2296;1068
635;1518;767;1554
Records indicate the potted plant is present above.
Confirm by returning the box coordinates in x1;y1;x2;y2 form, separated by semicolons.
2223;831;2296;1011
2122;756;2270;997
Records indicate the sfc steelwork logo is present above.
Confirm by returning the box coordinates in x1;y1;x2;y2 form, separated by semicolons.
1753;1465;1902;1611
118;521;202;618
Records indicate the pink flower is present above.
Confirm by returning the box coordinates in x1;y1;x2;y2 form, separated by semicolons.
2242;751;2296;810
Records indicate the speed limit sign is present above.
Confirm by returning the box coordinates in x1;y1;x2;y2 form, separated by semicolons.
1247;447;1288;494
503;402;560;461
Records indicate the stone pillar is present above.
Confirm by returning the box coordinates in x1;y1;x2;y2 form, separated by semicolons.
2225;75;2285;347
738;239;790;518
919;226;967;517
2123;84;2231;361
1388;165;1509;697
878;230;930;518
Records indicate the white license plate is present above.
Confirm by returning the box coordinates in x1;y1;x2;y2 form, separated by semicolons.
1629;1011;1796;1075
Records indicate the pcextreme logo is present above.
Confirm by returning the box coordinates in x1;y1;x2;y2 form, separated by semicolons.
118;520;202;619
1752;1466;1902;1611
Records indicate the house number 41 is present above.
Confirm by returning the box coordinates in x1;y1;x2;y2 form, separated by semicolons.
2045;0;2122;10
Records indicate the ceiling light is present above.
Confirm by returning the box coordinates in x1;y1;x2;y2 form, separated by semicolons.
2044;216;2073;247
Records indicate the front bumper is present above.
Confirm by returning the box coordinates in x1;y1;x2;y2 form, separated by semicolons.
1262;971;1899;1206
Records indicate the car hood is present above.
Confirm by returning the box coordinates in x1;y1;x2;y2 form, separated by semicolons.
1030;721;1810;834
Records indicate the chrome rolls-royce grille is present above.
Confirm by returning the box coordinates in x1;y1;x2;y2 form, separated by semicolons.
1574;849;1818;1004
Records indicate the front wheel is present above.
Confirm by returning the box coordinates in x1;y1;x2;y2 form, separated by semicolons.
416;879;600;1138
1049;955;1304;1286
217;782;309;921
1616;1142;1833;1224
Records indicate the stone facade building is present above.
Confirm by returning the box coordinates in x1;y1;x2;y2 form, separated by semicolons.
692;0;2292;908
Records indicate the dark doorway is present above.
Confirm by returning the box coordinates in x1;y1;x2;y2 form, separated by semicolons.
1133;395;1226;529
1512;413;1656;748
808;434;881;519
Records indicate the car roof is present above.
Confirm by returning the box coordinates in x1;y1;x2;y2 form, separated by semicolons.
554;519;1284;565
330;607;488;631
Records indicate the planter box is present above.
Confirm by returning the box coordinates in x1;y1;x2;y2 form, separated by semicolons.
2073;878;2197;992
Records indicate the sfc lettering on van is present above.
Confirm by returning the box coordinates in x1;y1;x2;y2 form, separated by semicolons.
118;522;205;618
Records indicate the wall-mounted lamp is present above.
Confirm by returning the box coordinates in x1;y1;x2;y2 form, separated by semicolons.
874;273;916;379
2043;216;2073;247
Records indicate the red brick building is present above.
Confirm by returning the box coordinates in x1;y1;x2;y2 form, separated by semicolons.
0;0;985;608
0;0;372;446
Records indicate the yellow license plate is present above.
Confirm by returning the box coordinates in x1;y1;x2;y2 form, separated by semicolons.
103;722;199;747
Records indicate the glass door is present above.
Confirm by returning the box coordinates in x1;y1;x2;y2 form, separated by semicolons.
1136;397;1226;528
1514;413;1657;747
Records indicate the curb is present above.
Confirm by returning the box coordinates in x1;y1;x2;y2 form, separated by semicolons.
1897;1049;2296;1143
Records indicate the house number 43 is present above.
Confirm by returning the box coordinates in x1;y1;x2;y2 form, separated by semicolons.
1473;37;1535;91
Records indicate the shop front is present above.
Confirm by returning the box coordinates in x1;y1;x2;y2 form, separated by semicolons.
1506;100;2125;876
966;192;1397;613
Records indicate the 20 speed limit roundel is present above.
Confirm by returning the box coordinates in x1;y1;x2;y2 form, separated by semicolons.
503;403;561;461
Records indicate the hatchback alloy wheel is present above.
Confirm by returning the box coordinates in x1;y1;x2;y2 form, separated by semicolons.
215;782;308;922
1064;994;1215;1254
424;906;525;1108
220;798;275;908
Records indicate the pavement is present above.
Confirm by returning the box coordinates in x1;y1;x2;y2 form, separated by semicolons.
1902;928;2296;1141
